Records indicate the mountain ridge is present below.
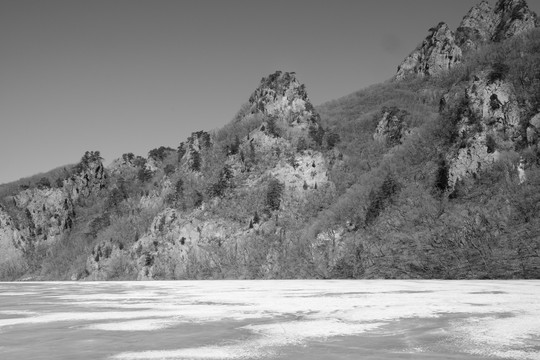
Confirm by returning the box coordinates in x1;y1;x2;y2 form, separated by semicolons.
1;0;540;280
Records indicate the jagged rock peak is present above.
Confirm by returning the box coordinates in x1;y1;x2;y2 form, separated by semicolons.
493;0;538;41
457;0;538;48
396;22;462;80
456;1;498;49
248;71;318;124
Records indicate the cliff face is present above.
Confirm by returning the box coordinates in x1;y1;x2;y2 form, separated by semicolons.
398;0;538;78
84;70;335;280
373;107;410;146
445;70;521;188
0;155;106;275
14;187;74;245
456;1;499;50
396;23;462;80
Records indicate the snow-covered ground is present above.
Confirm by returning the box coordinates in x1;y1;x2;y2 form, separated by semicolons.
0;280;539;359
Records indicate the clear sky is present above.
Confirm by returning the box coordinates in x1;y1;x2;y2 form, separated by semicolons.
1;0;538;184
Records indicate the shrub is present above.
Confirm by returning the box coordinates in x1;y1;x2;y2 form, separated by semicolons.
325;131;341;149
309;125;325;147
148;146;174;162
488;62;510;83
137;167;153;182
266;116;280;137
486;134;497;153
36;177;51;189
74;151;103;173
122;153;135;163
164;164;176;176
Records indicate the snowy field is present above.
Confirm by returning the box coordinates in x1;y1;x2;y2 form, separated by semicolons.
0;280;539;359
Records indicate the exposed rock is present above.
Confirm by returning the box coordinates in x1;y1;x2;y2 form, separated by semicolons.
493;0;538;42
527;113;540;146
400;0;538;78
456;1;499;50
466;72;521;139
373;107;410;146
14;187;75;244
396;22;462;80
65;158;106;201
248;71;319;130
447;71;520;188
0;206;24;261
0;153;106;272
457;0;538;49
269;150;330;197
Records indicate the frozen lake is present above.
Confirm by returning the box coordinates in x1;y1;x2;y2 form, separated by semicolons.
0;281;539;360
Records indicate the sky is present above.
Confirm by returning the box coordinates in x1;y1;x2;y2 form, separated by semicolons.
1;0;539;185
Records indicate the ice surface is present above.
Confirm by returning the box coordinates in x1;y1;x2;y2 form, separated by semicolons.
1;280;539;359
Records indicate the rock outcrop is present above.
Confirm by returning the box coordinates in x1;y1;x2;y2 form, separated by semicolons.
398;0;538;79
65;158;106;201
457;0;538;49
0;206;24;254
396;22;463;80
0;153;106;272
14;187;74;244
493;0;538;42
456;1;499;50
86;208;242;280
447;70;520;188
249;71;320;130
373;107;410;146
527;113;540;147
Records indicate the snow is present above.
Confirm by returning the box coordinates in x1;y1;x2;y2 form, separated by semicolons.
1;280;539;359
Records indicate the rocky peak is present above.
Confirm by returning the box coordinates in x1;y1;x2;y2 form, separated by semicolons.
399;0;538;79
456;1;498;50
493;0;538;41
248;71;318;126
65;151;107;200
396;22;462;80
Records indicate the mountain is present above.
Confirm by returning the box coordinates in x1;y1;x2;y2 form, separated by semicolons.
1;0;540;280
397;0;538;79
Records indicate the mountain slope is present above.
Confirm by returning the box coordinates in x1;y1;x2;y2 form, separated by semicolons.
1;0;540;280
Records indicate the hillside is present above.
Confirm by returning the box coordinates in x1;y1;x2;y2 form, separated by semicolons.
1;0;539;280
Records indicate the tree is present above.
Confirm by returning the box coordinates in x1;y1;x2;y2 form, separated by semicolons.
266;116;280;137
207;165;233;198
36;177;51;189
190;150;201;172
365;174;400;226
297;137;307;152
164;164;176;176
266;178;284;211
435;156;450;193
137;167;153;182
325;131;341;149
309;125;325;147
122;153;135;164
148;146;174;162
74;151;103;173
230;135;241;155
